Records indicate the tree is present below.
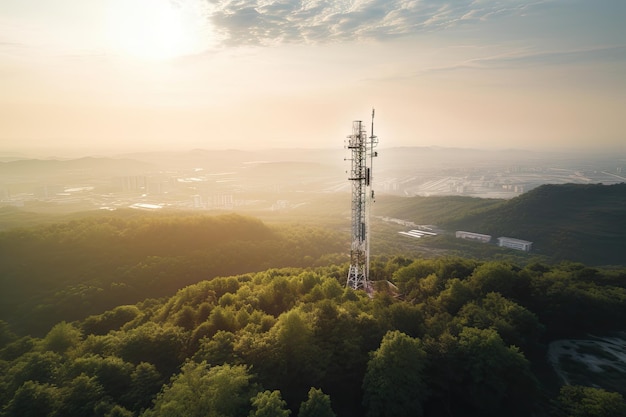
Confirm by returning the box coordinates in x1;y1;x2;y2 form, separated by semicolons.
82;306;141;335
466;262;524;299
123;362;163;411
116;322;186;376
69;355;134;401
3;381;60;417
2;350;63;405
309;300;370;416
58;374;106;417
450;327;537;416
41;321;82;354
298;387;336;417
362;330;429;417
457;292;543;351
556;386;626;417
0;336;36;361
434;278;474;315
257;276;297;316
247;309;324;405
193;330;237;365
142;361;257;417
249;390;290;417
105;405;134;417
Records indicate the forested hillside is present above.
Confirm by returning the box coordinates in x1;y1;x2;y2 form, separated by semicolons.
376;183;626;266
444;183;626;265
1;259;626;417
3;182;625;266
374;194;504;226
0;212;346;335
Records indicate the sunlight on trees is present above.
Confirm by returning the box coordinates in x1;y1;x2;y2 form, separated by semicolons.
556;386;626;417
249;390;290;417
42;322;82;354
143;361;256;417
298;387;336;417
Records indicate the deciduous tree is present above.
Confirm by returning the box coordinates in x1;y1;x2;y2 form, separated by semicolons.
556;386;626;417
142;361;256;417
298;387;336;417
249;390;290;417
362;330;428;417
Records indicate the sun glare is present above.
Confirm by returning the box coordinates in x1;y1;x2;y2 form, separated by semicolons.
106;0;213;61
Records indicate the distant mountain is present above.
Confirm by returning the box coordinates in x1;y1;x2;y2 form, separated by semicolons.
117;148;347;171
441;183;626;265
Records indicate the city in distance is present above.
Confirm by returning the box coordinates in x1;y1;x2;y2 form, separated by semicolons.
1;146;625;215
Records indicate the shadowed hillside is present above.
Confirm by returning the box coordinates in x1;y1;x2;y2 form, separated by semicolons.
441;183;626;265
372;183;626;266
0;212;346;336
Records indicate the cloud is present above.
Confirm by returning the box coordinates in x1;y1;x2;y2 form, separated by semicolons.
471;45;626;68
417;45;626;76
207;0;545;46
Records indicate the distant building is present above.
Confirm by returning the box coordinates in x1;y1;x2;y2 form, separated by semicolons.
399;229;437;239
209;193;234;209
456;231;492;243
192;194;203;208
118;175;147;192
497;237;533;252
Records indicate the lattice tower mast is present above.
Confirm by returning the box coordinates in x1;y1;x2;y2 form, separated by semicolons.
346;109;378;291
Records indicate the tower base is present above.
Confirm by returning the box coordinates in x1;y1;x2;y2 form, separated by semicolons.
347;264;372;295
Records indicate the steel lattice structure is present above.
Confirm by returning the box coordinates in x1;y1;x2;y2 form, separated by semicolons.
346;110;378;291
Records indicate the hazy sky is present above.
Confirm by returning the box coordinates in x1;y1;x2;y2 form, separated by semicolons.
1;0;625;154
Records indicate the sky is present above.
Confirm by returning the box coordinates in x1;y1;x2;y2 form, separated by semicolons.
1;0;625;155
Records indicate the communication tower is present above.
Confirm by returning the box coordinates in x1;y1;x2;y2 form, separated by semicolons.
346;109;378;291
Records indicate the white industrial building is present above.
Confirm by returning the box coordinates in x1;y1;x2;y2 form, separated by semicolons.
497;237;533;252
399;229;437;239
455;231;492;243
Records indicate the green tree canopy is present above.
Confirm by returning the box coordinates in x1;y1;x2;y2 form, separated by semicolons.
142;361;257;417
362;330;429;417
456;292;543;351
450;327;537;416
249;390;290;417
556;385;626;417
123;362;163;412
245;308;324;404
298;387;336;417
2;380;60;417
58;374;105;417
41;321;82;354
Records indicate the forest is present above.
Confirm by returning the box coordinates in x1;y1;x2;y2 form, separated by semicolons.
0;212;346;335
375;183;626;266
1;258;626;417
1;184;626;416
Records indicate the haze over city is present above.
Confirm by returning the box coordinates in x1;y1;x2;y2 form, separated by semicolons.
1;0;625;155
